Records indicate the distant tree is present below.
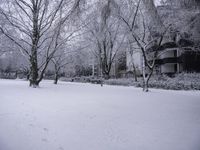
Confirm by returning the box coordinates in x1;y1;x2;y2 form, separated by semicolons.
51;46;74;84
52;56;72;84
47;6;83;84
72;50;92;77
83;0;126;79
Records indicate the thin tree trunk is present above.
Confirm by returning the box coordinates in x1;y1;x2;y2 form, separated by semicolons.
143;68;153;92
133;68;137;82
103;73;110;80
131;60;138;82
54;72;59;84
143;78;149;92
27;73;30;81
142;57;150;92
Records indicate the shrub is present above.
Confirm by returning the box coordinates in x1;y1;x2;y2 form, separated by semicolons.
104;73;200;90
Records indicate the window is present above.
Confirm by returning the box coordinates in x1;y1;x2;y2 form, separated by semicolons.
174;50;177;57
174;64;177;72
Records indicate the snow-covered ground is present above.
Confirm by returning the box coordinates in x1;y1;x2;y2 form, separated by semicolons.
0;79;200;150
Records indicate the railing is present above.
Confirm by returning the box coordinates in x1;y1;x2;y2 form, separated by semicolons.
154;56;183;65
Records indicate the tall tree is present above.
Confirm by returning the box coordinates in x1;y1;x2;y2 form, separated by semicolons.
0;0;80;87
118;0;170;91
84;0;125;79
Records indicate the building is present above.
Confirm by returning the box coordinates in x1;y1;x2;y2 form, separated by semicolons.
147;39;200;75
126;4;200;76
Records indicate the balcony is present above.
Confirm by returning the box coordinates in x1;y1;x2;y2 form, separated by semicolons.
155;57;183;65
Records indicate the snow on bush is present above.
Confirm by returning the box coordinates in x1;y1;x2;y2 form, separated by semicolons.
104;78;137;86
104;73;200;90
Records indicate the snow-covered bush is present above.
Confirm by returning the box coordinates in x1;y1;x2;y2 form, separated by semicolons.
105;78;136;86
143;73;200;90
104;78;143;87
104;73;200;90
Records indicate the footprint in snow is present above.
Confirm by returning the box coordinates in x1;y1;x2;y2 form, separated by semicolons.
88;115;96;120
43;128;48;132
29;124;34;127
58;147;64;150
41;138;48;142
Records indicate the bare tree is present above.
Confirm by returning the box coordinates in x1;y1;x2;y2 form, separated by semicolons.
118;0;170;91
49;7;82;84
83;0;126;79
52;55;72;84
0;0;80;87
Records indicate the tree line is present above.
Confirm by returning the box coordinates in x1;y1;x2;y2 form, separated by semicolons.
0;0;199;91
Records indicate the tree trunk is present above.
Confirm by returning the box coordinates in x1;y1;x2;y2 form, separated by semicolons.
27;74;29;81
29;54;39;87
142;57;150;92
143;69;153;92
54;73;59;84
29;70;39;87
29;79;39;88
134;71;137;82
143;78;149;92
102;65;111;80
103;73;110;80
132;64;138;82
29;7;40;88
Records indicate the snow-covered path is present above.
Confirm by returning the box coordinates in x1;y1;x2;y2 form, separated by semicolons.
0;79;200;150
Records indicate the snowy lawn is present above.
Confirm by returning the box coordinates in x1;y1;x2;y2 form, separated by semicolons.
0;79;200;150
